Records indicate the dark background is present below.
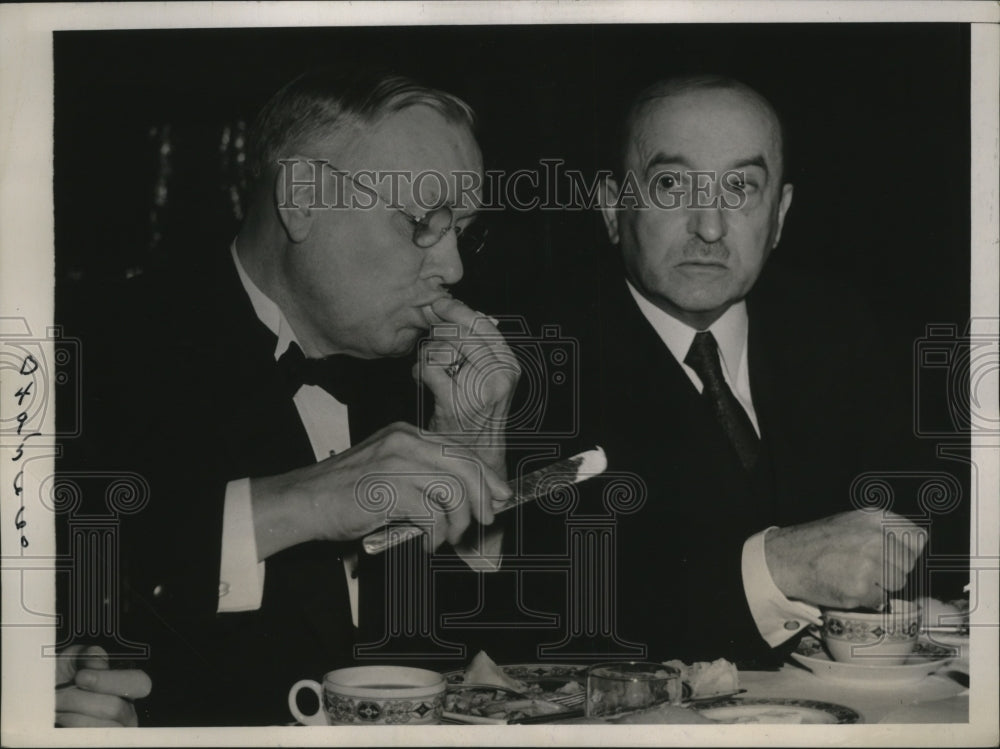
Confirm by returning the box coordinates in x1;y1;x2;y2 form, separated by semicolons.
54;24;971;572
54;24;970;318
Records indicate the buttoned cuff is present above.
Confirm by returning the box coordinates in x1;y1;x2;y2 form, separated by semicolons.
742;527;822;647
218;478;266;612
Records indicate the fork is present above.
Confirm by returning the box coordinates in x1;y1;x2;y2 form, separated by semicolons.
548;691;586;708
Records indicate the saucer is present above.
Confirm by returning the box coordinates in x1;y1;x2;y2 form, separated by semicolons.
791;636;955;687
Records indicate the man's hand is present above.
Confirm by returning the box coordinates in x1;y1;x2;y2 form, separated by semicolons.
764;510;927;610
251;421;511;559
55;645;152;727
415;297;520;477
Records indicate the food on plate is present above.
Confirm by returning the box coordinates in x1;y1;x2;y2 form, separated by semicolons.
662;658;739;698
556;680;585;695
443;687;565;722
463;651;529;692
445;653;587;723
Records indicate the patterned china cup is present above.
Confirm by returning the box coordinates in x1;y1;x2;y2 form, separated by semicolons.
288;666;446;725
821;603;922;666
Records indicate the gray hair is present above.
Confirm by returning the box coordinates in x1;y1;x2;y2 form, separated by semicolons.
247;67;476;181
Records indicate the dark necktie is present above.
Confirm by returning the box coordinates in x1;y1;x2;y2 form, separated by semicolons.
684;331;759;471
276;341;367;406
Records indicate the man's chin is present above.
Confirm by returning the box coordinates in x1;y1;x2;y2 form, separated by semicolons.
373;328;422;359
654;288;739;328
667;279;742;314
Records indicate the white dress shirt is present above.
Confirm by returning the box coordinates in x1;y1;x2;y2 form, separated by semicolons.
626;280;822;646
218;243;502;626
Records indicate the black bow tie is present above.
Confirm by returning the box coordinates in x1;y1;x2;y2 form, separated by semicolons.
276;341;368;406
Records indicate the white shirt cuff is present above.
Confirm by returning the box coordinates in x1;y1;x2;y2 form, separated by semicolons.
742;527;822;647
218;478;266;612
343;553;359;629
454;525;505;572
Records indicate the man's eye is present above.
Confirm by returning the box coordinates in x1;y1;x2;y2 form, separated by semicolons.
657;174;679;190
729;175;758;193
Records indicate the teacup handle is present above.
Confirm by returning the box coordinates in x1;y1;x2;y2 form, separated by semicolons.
288;679;326;726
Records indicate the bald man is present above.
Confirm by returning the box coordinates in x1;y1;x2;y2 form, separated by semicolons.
510;75;926;666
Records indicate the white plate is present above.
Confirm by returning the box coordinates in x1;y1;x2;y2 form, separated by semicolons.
791;637;955;686
694;698;860;724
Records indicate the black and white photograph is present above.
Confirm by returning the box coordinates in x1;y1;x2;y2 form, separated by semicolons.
1;2;997;746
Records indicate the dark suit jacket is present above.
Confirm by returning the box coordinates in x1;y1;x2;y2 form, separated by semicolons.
501;255;920;666
58;246;431;725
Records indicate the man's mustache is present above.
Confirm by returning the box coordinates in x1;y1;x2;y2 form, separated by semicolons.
681;239;730;262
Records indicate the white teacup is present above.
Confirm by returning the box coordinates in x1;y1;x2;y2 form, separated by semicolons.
288;666;446;725
821;603;922;666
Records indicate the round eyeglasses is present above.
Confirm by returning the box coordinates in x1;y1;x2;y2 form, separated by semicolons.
329;165;487;257
397;203;488;258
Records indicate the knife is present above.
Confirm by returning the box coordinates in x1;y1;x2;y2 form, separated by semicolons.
508;708;585;724
361;447;607;555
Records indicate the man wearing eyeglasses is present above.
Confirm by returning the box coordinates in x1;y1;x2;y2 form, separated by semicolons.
64;68;516;726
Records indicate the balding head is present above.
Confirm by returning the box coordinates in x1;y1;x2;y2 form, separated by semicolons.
616;74;789;185
599;74;795;330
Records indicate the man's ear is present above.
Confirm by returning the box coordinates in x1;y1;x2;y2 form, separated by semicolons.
770;182;794;248
274;155;323;243
598;176;621;245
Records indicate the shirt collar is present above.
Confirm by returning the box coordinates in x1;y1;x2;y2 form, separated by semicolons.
230;240;298;360
625;278;748;380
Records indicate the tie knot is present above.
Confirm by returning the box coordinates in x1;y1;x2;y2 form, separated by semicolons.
684;331;725;391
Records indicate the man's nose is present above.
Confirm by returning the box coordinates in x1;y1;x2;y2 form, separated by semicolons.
422;230;464;286
687;199;728;244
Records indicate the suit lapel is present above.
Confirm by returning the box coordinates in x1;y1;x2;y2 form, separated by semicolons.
596;277;700;418
208;248;317;477
200;248;357;653
593;278;755;517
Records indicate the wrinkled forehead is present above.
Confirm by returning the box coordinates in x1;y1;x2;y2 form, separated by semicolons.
626;87;784;177
318;104;484;210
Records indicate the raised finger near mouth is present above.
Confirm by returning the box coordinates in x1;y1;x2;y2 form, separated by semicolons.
429;296;499;334
422;304;446;327
421;302;495;370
